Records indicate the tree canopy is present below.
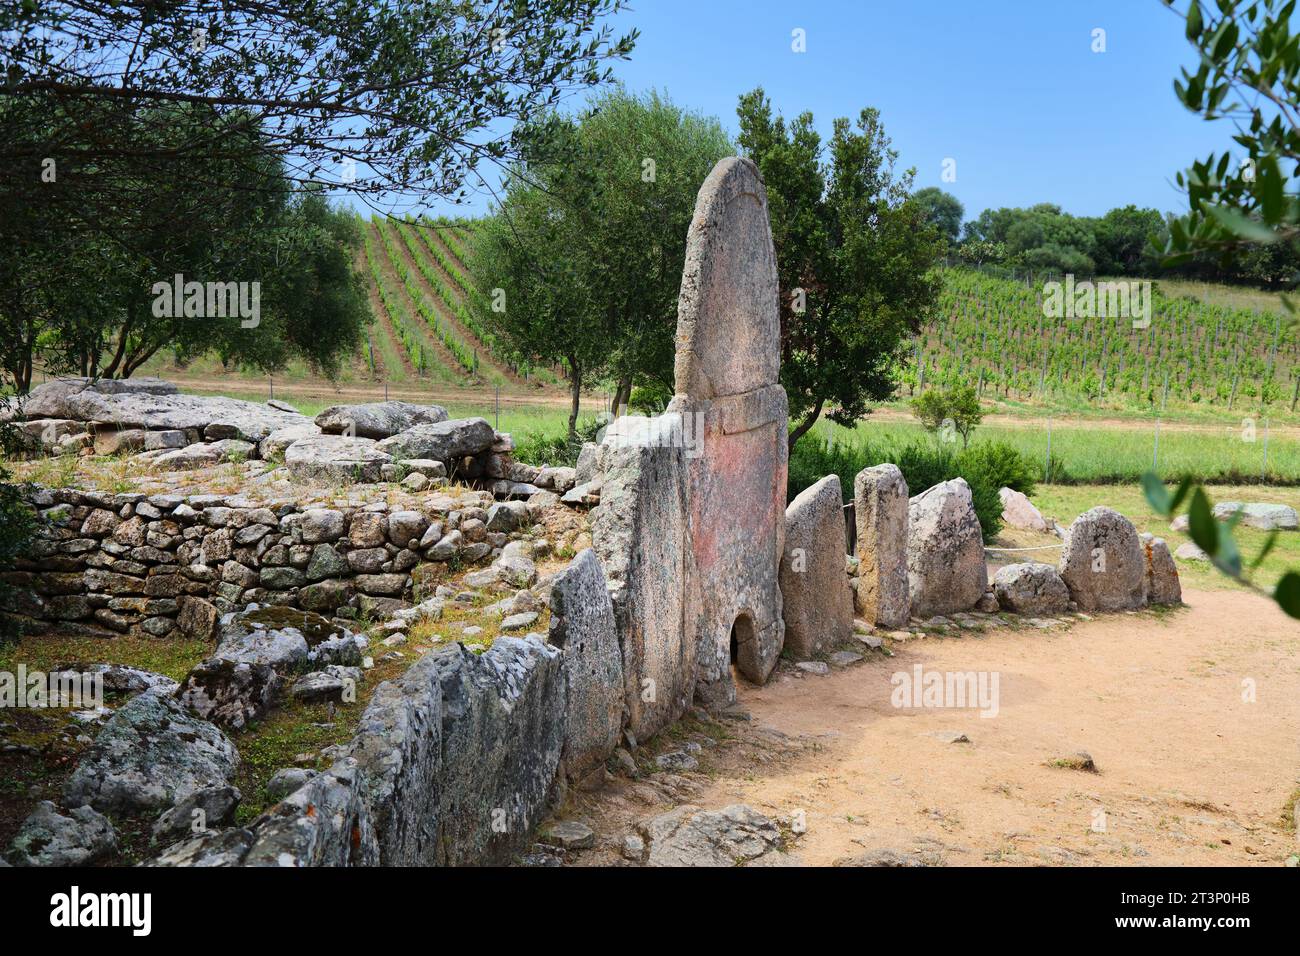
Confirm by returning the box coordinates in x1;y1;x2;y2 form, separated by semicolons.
469;87;732;438
0;106;369;392
737;87;945;448
1;1;636;207
914;187;964;246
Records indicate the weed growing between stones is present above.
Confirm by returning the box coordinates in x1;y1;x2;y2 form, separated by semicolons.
229;650;413;823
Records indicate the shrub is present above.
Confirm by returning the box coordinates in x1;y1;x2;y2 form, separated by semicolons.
789;433;1004;542
956;441;1037;496
893;441;956;497
0;423;39;644
513;416;604;469
628;381;673;415
787;434;878;504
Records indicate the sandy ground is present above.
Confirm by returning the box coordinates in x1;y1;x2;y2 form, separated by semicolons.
569;588;1300;866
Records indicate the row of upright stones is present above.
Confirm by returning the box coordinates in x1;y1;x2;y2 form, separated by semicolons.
782;465;1182;656
582;154;1184;761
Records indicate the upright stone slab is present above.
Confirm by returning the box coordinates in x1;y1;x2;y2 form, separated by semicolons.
591;415;691;742
548;549;624;781
907;478;988;618
1058;507;1147;612
667;156;788;707
780;475;853;659
854;464;910;627
1140;532;1182;606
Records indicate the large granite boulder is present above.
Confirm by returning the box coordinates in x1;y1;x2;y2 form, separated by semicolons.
5;801;117;867
46;662;178;696
992;562;1071;615
548;549;623;781
1140;533;1182;605
150;635;563;867
906;478;988;618
315;401;449;439
854;464;911;627
1212;501;1299;531
14;377;178;421
17;377;308;442
1058;507;1147;612
259;422;322;459
143;438;255;470
63;692;239;816
284;434;392;483
781;475;853;658
212;614;311;669
999;487;1049;533
176;608;364;728
176;658;282;730
374;417;496;463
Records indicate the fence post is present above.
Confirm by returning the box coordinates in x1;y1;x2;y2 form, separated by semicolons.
1263;417;1270;476
495;384;500;431
1153;417;1161;473
1045;416;1052;483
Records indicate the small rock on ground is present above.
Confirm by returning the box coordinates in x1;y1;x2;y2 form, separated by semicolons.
539;820;596;851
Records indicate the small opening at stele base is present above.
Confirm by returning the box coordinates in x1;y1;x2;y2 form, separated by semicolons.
730;613;755;664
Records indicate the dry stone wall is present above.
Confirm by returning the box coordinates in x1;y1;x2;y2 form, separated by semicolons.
4;484;548;640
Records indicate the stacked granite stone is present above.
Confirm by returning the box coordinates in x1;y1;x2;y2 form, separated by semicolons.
5;485;557;638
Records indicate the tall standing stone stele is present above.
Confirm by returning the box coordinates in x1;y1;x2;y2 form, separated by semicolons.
591;156;788;739
667;156;788;708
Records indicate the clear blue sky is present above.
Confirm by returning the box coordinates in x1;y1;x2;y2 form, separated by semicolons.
416;0;1228;224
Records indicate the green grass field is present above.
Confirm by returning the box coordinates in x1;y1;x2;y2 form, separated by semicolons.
814;410;1300;485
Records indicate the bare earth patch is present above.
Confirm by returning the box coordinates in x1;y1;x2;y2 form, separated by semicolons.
565;587;1299;866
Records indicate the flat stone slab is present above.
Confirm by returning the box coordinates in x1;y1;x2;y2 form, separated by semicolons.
374;417;495;462
1213;501;1298;531
636;804;782;867
284;434;392;483
315;401;448;439
17;377;309;442
539;820;596;851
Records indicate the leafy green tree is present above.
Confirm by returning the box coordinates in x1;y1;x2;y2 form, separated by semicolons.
1;1;635;206
0;2;634;388
1144;1;1300;624
956;237;1006;267
911;384;983;448
914;187;964;246
1159;0;1300;289
0;107;369;391
470;88;732;438
471;176;607;442
1095;205;1166;274
737;88;944;449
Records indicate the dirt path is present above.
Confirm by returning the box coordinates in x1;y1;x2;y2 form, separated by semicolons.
570;588;1300;866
